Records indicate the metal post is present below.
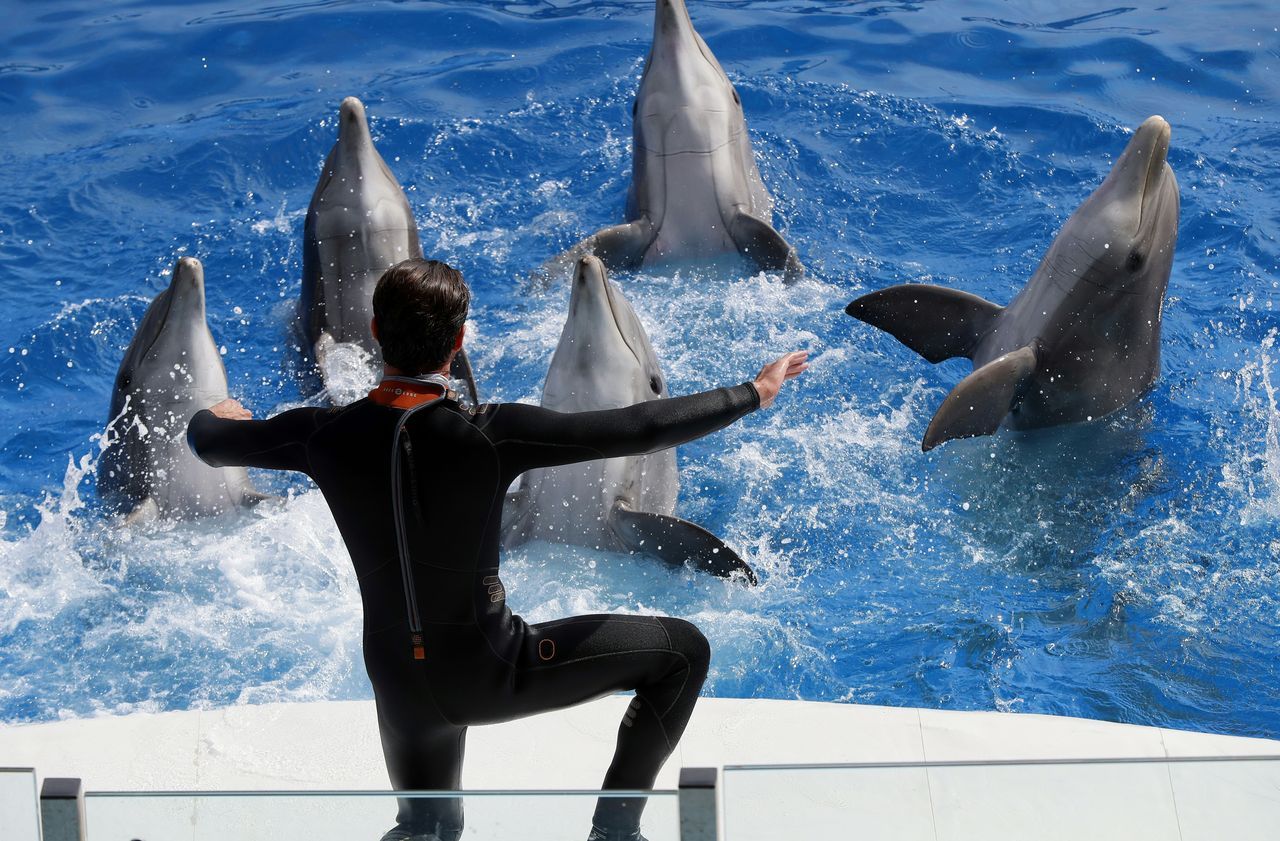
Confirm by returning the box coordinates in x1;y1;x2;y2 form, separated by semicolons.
678;766;718;841
39;778;86;841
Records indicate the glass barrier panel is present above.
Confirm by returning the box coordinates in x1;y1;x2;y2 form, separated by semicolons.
0;768;40;841
723;757;1280;841
85;788;679;841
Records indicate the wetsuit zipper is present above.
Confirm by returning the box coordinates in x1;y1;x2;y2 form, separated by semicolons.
390;395;445;660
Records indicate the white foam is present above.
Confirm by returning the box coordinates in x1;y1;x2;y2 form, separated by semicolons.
318;341;378;405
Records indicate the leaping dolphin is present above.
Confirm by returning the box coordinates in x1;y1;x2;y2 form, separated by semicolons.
301;96;477;404
505;256;757;583
847;115;1180;451
549;0;802;281
99;257;264;520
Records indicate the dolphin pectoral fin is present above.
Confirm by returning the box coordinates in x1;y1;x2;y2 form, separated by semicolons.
123;497;159;526
728;213;803;283
539;220;657;283
450;348;479;406
923;345;1038;451
610;504;759;585
590;219;657;269
240;489;276;508
847;285;1004;364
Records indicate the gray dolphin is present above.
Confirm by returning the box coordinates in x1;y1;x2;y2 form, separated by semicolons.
301;96;477;404
99;257;264;520
550;0;801;280
846;115;1180;451
505;256;757;583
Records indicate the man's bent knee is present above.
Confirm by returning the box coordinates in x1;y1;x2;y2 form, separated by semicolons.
662;617;711;670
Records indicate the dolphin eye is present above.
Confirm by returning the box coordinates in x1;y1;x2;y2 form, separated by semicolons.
649;376;662;394
1126;251;1145;272
732;89;741;106
631;99;638;117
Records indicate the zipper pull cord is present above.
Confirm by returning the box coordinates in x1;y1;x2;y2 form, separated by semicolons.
391;399;441;661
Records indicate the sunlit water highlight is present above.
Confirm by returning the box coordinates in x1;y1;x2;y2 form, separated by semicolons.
1;1;1278;738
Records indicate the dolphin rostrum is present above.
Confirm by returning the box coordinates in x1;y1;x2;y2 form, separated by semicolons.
301;96;477;404
846;115;1180;451
505;256;757;583
99;257;264;520
549;0;801;281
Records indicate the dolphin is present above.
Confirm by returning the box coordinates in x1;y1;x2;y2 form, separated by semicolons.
505;256;757;583
846;115;1180;451
301;96;477;404
99;257;264;521
548;0;802;281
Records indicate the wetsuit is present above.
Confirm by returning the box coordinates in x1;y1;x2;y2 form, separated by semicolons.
187;377;759;838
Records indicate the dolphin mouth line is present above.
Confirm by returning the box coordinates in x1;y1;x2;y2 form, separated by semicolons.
601;277;645;370
136;293;178;362
1135;122;1171;233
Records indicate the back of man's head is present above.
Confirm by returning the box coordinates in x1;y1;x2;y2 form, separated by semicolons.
373;259;470;375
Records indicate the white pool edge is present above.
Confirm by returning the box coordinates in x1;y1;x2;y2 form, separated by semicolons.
2;696;1278;792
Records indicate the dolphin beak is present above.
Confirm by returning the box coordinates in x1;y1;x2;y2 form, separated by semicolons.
572;255;610;298
653;0;697;48
168;256;208;322
338;96;372;149
1130;115;1171;204
1110;115;1172;219
569;255;642;365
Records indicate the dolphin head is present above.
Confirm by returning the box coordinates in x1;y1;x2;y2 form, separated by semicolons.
633;0;744;155
1041;115;1180;296
113;257;228;419
542;256;667;413
515;256;677;545
102;257;249;518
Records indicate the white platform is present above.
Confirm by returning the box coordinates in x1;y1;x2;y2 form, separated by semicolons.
5;699;1280;841
2;696;1277;791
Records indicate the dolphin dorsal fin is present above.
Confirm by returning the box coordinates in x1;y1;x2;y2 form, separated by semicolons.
922;344;1038;451
846;284;1003;363
609;503;758;585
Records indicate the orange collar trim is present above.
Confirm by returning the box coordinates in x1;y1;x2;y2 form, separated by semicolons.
369;378;448;409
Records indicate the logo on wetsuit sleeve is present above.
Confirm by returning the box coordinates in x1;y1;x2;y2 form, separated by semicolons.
483;575;505;604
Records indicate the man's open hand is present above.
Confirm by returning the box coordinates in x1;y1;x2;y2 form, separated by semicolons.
208;398;252;421
753;351;809;409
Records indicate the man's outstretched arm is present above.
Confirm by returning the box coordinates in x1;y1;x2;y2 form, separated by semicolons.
489;351;808;476
187;400;323;475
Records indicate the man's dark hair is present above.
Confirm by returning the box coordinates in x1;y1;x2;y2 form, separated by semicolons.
373;259;470;375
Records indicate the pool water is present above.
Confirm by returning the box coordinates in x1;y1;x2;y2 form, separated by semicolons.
1;1;1278;737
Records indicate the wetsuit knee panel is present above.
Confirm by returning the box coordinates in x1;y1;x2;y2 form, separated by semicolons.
659;617;711;669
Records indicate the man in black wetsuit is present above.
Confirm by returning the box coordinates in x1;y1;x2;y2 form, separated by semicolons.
188;259;807;841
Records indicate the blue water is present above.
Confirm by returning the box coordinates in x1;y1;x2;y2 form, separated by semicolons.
1;0;1278;737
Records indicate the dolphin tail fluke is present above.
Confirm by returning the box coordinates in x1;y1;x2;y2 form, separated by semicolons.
728;212;803;283
537;220;657;284
923;344;1037;451
610;504;759;585
846;284;1002;364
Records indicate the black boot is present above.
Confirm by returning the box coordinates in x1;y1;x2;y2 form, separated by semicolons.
585;825;648;841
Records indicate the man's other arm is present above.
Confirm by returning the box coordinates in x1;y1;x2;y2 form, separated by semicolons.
488;351;808;475
187;399;322;475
